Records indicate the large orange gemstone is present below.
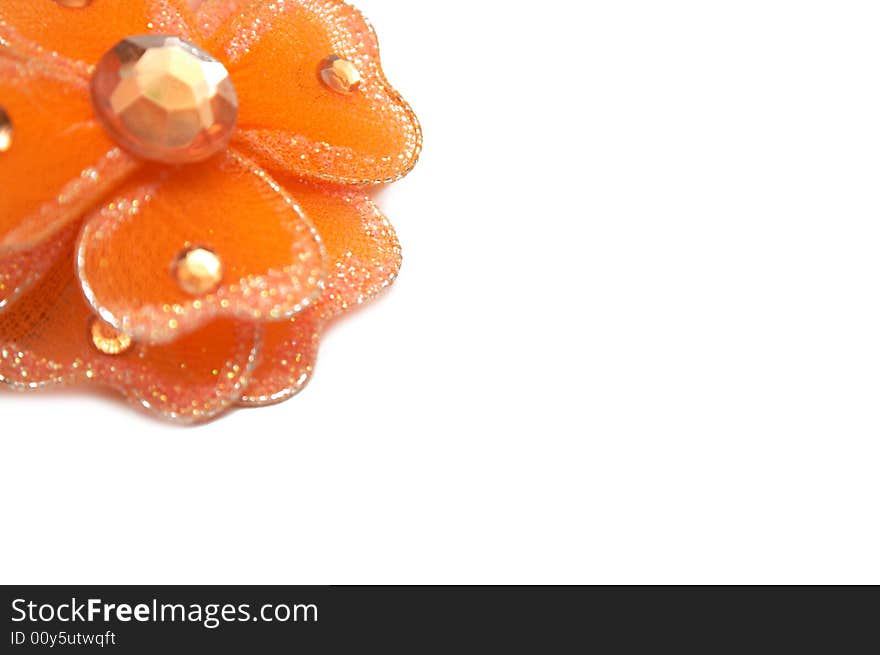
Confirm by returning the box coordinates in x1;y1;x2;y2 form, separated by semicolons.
90;35;238;164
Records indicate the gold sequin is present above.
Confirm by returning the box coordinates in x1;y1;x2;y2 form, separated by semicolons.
90;318;132;356
173;247;224;296
319;55;362;95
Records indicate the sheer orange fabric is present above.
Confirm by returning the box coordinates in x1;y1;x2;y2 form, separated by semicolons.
0;179;400;421
0;225;77;311
0;58;138;252
77;151;325;344
0;0;198;65
214;0;422;184
0;250;259;422
241;183;402;406
0;0;419;423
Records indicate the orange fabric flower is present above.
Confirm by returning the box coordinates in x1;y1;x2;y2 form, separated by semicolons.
0;0;419;422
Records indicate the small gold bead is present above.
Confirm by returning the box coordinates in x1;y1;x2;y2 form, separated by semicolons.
173;247;224;296
0;108;12;153
319;55;361;94
90;318;132;356
53;0;93;6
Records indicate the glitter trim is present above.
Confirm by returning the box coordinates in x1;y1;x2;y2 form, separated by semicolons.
1;147;140;253
238;310;319;407
0;0;417;423
125;320;262;424
0;320;263;425
0;19;92;82
236;182;402;406
76;150;327;345
214;0;422;185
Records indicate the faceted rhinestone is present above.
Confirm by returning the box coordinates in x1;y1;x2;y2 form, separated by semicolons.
90;318;132;356
319;55;362;94
90;35;238;164
0;108;11;153
173;246;224;296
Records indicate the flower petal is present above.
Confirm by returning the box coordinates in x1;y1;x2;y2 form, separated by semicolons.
210;0;422;184
77;150;325;345
238;183;401;406
0;249;96;390
125;318;260;423
239;309;319;406
0;224;77;313
0;59;139;253
0;248;260;424
293;184;403;320
0;0;199;66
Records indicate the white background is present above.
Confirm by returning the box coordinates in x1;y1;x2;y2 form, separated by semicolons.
2;0;880;584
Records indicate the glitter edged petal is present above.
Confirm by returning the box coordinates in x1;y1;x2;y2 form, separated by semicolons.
0;0;199;66
289;183;403;320
0;59;139;254
125;318;260;424
0;224;77;313
77;150;326;345
213;0;422;185
239;309;319;406
0;250;261;424
237;183;401;406
0;251;106;390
